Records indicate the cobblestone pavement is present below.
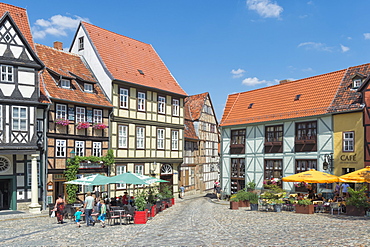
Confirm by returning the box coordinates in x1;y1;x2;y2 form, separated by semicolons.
0;194;369;246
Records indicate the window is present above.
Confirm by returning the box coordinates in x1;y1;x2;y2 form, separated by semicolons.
75;141;84;156
230;158;245;193
120;88;129;109
296;160;317;173
84;83;93;93
136;126;145;149
265;125;283;142
1;65;13;82
296;121;317;140
78;37;84;50
171;130;179;150
118;125;128;148
93;142;102;157
12;106;27;131
76;107;86;123
343;131;354;152
157;129;165;149
230;129;245;154
27;161;40;187
56;139;66;157
60;79;70;89
138;92;146;111
116;165;127;189
353;79;362;89
172;99;179;116
264;160;283;187
56;104;67;120
135;164;144;174
93;109;102;123
158;96;166;114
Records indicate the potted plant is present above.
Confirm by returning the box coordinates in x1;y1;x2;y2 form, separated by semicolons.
246;180;256;192
134;192;148;224
248;192;259;211
295;199;314;214
346;186;370;216
93;123;108;129
260;181;286;212
229;195;239;210
236;189;250;207
55;118;70;126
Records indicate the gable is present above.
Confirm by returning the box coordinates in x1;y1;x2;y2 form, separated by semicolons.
0;13;42;68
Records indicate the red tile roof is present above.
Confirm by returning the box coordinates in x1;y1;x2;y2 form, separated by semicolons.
81;22;187;96
184;119;198;140
184;92;209;121
0;3;34;49
220;66;358;126
36;44;112;108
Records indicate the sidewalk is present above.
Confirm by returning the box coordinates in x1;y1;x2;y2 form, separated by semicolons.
0;209;49;221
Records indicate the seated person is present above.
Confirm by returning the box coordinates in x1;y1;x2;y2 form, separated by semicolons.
122;192;129;205
296;193;304;200
313;193;325;201
110;197;117;206
333;194;343;202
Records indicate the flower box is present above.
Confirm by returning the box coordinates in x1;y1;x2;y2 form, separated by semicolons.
93;123;108;129
238;200;250;207
55;118;70;126
76;122;90;130
346;205;366;216
295;204;314;214
230;201;239;210
171;198;175;206
134;209;148;224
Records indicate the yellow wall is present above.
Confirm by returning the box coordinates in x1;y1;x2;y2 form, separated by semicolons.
333;112;364;176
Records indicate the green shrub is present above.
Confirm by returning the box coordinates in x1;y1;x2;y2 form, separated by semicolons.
296;199;313;205
346;186;370;208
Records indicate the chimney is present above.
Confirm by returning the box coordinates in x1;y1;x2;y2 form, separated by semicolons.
54;41;63;50
279;79;292;84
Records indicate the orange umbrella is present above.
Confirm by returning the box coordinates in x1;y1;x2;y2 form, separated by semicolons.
339;166;370;183
282;169;340;183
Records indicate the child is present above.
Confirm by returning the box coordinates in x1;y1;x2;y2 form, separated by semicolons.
74;207;83;228
97;200;106;228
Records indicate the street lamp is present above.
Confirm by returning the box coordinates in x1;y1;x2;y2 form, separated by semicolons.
70;150;75;159
323;153;333;172
150;161;157;176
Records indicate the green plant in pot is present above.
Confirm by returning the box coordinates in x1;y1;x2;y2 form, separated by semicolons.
135;192;147;211
246;180;256;192
296;199;313;206
247;192;259;211
295;198;314;214
346;186;370;216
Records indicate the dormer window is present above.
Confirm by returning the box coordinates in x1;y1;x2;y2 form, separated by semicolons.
78;37;84;50
60;79;70;89
353;79;362;89
84;83;93;93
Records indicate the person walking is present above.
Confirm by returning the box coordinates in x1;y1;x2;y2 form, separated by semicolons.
215;185;222;201
84;192;96;227
97;200;107;228
179;185;185;199
74;207;83;228
54;194;65;224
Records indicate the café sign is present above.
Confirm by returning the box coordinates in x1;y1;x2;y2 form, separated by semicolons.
79;161;104;169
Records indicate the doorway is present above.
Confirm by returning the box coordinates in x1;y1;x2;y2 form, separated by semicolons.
0;179;11;210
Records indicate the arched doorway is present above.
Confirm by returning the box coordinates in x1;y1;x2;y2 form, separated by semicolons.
160;164;173;192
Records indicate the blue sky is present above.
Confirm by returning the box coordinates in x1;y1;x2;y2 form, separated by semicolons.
6;0;370;120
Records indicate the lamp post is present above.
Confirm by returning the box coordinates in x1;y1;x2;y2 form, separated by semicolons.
323;153;333;173
70;150;75;159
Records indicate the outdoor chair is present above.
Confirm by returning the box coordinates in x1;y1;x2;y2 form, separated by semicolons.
123;205;135;224
330;202;342;215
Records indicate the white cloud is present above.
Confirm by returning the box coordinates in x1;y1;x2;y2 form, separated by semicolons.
231;68;246;78
340;44;350;53
242;77;278;86
246;0;283;19
32;14;89;40
364;33;370;40
298;42;332;52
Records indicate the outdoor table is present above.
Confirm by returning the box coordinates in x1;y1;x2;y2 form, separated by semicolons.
312;201;324;213
113;209;126;225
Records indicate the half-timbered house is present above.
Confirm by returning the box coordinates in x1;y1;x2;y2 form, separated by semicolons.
0;3;47;211
36;42;112;203
70;22;187;196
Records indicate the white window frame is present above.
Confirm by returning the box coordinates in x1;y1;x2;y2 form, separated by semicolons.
135;164;144;188
117;165;127;189
120;88;129;109
136;126;145;149
138;92;146;111
171;130;179;150
84;83;93;93
75;141;85;157
78;36;84;50
56;104;67;120
353;79;362;89
76;107;86;123
172;99;179;116
1;65;13;82
158;96;166;114
56;139;66;157
27;161;40;187
92;142;102;157
93;109;102;123
12;106;27;131
157;128;165;149
343;131;354;152
118;125;128;148
60;79;70;89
